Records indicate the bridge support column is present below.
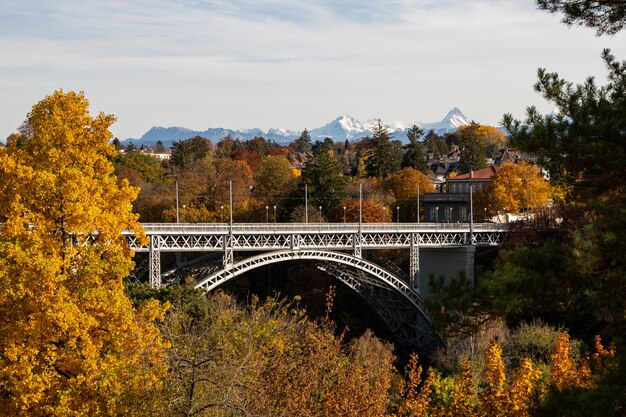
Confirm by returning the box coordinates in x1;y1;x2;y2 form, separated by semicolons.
352;233;362;258
410;233;420;292
148;236;161;288
223;235;233;269
464;244;476;286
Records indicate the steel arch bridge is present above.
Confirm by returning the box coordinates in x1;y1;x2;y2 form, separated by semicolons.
126;222;507;351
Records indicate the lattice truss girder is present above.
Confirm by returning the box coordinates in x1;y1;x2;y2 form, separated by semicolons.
129;231;505;252
194;250;428;314
129;235;225;251
473;232;506;245
316;262;441;351
148;236;161;288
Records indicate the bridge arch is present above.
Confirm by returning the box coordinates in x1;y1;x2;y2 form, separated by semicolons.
195;250;425;315
193;250;441;351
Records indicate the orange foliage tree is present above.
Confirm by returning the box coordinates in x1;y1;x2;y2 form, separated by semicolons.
330;199;391;223
384;167;435;222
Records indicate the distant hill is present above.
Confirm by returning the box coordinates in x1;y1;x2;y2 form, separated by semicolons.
123;108;475;147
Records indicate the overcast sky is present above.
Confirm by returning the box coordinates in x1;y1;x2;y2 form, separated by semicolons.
1;0;625;140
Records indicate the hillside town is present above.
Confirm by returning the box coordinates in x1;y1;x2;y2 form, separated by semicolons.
111;122;549;226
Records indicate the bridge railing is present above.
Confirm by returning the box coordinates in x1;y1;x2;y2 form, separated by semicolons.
132;222;508;235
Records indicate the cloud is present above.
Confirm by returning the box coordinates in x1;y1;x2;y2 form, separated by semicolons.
1;0;625;139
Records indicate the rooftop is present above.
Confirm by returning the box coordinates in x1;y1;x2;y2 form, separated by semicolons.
450;164;499;180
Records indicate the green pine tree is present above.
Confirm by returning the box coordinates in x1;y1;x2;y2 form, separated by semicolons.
402;124;428;172
363;120;402;178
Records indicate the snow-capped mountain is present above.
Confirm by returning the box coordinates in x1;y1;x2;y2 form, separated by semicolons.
420;107;471;132
309;115;380;142
124;108;473;146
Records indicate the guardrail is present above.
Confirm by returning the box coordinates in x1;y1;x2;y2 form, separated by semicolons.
127;222;508;235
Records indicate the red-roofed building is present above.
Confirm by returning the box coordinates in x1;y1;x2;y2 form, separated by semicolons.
447;165;500;194
421;164;500;223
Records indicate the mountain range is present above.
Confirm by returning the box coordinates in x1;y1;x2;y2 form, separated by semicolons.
124;107;473;146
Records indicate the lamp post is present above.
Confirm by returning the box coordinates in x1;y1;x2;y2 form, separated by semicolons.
305;183;308;224
220;205;224;223
182;204;186;223
318;206;322;222
343;206;346;223
484;207;487;222
435;206;439;224
265;205;269;223
396;206;400;223
229;181;233;226
469;185;474;222
470;185;474;241
448;207;452;223
359;183;362;229
417;184;420;224
273;205;277;223
526;179;530;220
176;180;179;224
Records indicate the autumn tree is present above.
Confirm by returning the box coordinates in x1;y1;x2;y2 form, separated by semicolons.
456;123;489;173
254;155;298;202
489;161;552;214
0;91;167;415
115;151;166;183
328;198;390;223
384;167;435;222
126;285;396;417
480;124;508;158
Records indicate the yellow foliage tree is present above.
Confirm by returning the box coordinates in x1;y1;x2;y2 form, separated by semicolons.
445;359;478;417
0;91;167;416
254;155;298;202
393;353;434;417
481;341;507;415
490;161;552;213
479;341;541;417
476;125;508;157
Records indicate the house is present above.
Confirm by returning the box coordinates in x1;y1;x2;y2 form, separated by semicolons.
427;149;460;192
290;152;312;170
142;151;171;161
422;165;500;223
494;148;523;166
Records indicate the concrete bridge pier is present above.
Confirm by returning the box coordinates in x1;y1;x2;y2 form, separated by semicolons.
417;245;475;298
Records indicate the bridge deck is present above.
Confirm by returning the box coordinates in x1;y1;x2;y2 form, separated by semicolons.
136;222;506;234
126;222;507;252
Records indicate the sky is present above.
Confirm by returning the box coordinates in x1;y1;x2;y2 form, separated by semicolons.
1;0;625;140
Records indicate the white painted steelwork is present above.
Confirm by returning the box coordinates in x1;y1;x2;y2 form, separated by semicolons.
125;223;507;252
123;222;507;351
